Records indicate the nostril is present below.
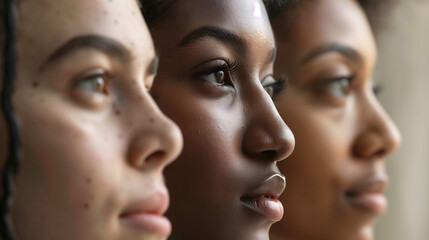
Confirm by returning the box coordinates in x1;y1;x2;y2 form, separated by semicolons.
146;151;167;166
259;150;278;160
375;149;387;158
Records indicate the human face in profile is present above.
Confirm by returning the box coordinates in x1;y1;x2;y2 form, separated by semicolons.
147;0;295;239
0;0;182;239
269;0;401;239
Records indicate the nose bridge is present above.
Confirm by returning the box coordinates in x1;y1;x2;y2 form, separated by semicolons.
126;89;183;170
355;93;401;158
370;93;401;148
242;84;295;162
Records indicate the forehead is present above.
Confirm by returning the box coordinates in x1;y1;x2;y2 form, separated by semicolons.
285;0;375;50
153;0;274;52
17;0;152;69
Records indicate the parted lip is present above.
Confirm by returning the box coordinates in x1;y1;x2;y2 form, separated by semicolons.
345;174;388;197
241;173;286;200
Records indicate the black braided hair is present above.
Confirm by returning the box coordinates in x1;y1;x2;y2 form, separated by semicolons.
1;0;19;239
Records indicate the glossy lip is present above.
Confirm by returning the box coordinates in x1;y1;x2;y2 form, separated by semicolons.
344;174;388;214
240;173;286;222
120;189;171;237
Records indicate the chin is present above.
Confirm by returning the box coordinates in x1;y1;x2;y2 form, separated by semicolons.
355;226;375;240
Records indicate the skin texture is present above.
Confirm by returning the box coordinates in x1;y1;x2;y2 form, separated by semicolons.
0;0;183;239
269;0;401;240
147;0;295;239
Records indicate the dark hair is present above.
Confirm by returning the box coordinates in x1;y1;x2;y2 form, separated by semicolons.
263;0;301;20
1;0;20;239
139;0;177;28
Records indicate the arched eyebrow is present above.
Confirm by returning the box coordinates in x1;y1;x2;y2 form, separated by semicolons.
301;43;363;66
177;26;246;53
40;34;130;71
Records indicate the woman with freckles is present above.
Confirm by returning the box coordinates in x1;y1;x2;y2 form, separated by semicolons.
1;0;182;239
140;0;295;239
266;0;402;240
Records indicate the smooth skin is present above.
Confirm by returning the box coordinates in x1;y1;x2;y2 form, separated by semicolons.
0;0;182;239
269;0;401;240
147;0;295;239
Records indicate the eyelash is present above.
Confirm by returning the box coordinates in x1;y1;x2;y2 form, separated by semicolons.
372;83;383;96
265;74;288;100
193;58;240;86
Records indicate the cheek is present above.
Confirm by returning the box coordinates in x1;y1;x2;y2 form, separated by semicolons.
155;82;243;201
11;89;124;232
277;99;354;196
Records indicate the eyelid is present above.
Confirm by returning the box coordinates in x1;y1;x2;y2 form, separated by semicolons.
72;68;110;84
310;73;355;92
321;74;355;84
191;58;238;74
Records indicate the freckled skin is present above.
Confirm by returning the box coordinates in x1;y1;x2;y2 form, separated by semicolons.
269;0;401;240
148;0;295;239
0;0;183;240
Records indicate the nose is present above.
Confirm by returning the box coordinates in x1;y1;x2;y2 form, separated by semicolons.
127;93;183;170
353;94;401;159
242;87;295;163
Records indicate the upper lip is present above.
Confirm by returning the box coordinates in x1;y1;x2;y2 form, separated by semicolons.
345;174;388;197
242;173;286;200
120;189;169;218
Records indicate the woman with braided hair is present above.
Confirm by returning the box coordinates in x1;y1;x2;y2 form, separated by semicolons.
0;0;183;239
265;0;401;239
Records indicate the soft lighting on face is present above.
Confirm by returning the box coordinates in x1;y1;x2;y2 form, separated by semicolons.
253;1;262;19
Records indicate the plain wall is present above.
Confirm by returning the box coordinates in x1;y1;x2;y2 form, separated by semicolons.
374;0;429;239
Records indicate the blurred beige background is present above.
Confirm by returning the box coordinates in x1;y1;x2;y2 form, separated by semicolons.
374;0;429;239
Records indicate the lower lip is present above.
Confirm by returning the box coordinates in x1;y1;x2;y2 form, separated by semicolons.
121;213;172;236
346;193;387;214
241;196;284;222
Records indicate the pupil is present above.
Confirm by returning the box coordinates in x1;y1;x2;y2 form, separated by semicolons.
216;71;225;83
94;78;104;92
340;79;349;93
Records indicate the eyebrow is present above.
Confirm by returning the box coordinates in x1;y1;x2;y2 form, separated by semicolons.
41;34;130;70
300;43;362;66
177;26;246;53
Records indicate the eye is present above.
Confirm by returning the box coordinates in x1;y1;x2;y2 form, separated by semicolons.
200;69;227;85
193;59;239;87
372;82;383;96
323;76;353;98
263;74;287;99
75;69;109;95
